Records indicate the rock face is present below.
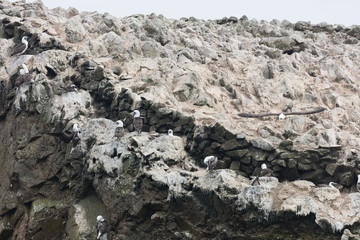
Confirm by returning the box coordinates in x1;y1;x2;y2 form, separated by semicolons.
0;1;360;239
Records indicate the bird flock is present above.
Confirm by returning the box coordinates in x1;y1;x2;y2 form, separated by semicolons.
7;35;359;239
66;110;172;148
10;36;33;89
9;35;79;92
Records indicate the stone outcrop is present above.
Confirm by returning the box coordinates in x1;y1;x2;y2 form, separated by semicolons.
0;0;360;239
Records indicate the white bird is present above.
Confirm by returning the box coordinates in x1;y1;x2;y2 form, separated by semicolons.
73;123;80;133
132;110;140;118
71;123;80;147
204;156;218;171
96;215;108;240
329;182;337;189
279;113;286;120
20;63;29;74
357;175;360;192
11;36;28;56
168;129;173;136
317;182;338;189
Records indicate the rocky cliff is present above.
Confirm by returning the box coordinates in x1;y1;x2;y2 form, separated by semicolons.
0;0;360;239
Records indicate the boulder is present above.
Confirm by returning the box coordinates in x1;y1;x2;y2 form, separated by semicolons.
225;149;248;158
100;31;125;56
298;163;314;171
325;163;338;176
65;16;87;43
141;41;160;58
29;199;67;240
220;138;241;151
284;116;306;134
287;158;297;168
273;159;287;168
250;138;275;151
230;161;241;171
339;172;354;187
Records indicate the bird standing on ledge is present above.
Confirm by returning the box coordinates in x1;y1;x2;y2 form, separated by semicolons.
72;123;80;147
261;163;273;177
11;36;28;56
317;182;338;189
15;64;32;87
96;215;108;240
132;110;143;135
251;163;273;185
114;120;124;141
168;129;173;136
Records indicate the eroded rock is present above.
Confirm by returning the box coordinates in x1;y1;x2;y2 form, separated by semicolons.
0;1;360;239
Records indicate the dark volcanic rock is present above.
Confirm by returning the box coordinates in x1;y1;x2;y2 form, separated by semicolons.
0;1;360;240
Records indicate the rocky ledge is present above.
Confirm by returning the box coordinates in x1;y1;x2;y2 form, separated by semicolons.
0;0;360;239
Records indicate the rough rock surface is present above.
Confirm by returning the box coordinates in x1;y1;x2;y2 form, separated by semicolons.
0;0;360;239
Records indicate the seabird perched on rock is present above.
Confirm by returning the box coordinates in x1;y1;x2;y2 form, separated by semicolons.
317;182;338;189
261;163;273;177
357;175;360;192
148;129;172;140
250;164;273;186
48;123;81;146
61;84;78;93
204;156;218;171
168;129;173;136
114;120;124;140
73;123;80;134
96;215;108;240
132;110;143;135
14;64;32;87
11;36;28;56
72;124;80;147
279;113;286;120
329;182;337;189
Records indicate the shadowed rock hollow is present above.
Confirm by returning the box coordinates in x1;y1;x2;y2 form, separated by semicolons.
0;0;360;239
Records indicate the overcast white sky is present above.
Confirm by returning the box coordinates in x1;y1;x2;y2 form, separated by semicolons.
21;0;360;26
